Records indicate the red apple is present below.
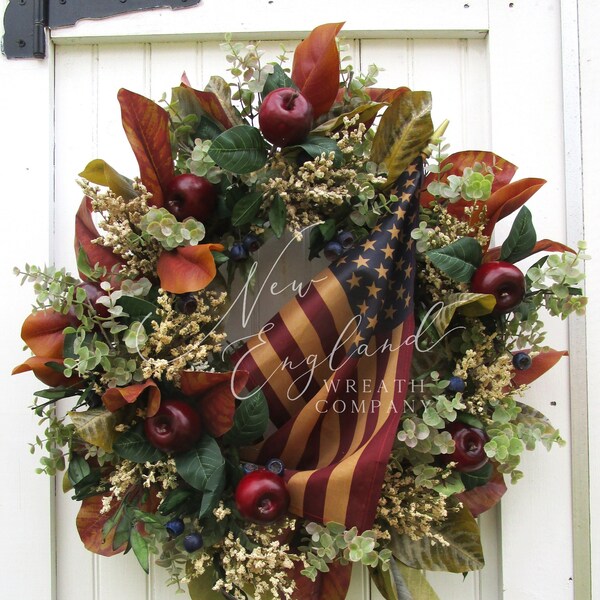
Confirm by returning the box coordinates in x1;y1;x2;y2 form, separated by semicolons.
144;399;202;454
442;422;489;472
78;282;110;318
258;88;314;147
164;174;217;222
235;470;290;523
470;261;525;313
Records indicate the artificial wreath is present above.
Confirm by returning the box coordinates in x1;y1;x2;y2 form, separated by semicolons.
13;22;588;600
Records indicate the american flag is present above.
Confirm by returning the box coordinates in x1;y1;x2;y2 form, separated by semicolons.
234;158;423;531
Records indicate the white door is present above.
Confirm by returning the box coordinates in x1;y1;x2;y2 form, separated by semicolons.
1;2;594;599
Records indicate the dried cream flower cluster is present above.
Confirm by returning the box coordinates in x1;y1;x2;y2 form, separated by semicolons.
81;180;161;279
143;290;227;381
377;462;451;544
260;120;385;239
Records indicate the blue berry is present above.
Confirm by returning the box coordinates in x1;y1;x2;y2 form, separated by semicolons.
183;532;203;552
229;242;249;262
336;230;355;249
265;458;285;476
324;240;344;262
165;518;185;537
447;376;466;393
242;462;260;474
512;352;532;371
174;293;198;315
243;233;262;253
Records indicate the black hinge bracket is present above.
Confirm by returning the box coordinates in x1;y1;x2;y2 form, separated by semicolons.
2;0;202;59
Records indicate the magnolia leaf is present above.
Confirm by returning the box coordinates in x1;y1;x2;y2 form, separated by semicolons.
113;428;166;464
232;191;264;226
79;159;136;199
511;349;567;387
426;237;483;283
371;91;433;186
204;76;245;128
208;125;267;174
311;102;386;134
223;388;269;446
20;308;70;358
269;194;287;238
76;495;127;556
290;559;353;600
175;436;226;492
69;407;121;452
499;206;537;263
390;505;484;572
262;63;296;96
291;22;344;118
171;86;227;137
456;468;506;517
187;563;226;600
117;88;174;207
396;562;440;600
432;292;496;335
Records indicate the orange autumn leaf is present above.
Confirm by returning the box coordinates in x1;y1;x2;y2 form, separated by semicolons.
512;349;568;387
118;88;174;207
157;243;224;294
102;380;161;417
181;83;233;130
483;238;575;263
20;308;72;358
75;196;124;280
292;22;344;118
12;357;78;388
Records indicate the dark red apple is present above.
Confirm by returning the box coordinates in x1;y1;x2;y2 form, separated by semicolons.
78;282;110;318
258;88;313;147
442;422;489;472
144;399;202;454
164;174;217;222
235;470;290;523
470;261;525;313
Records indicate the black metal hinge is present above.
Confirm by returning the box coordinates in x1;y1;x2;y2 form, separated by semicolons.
2;0;201;59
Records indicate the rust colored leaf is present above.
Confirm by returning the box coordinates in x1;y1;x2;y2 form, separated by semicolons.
197;382;237;437
483;178;546;238
20;308;72;358
483;238;575;263
180;369;248;396
181;82;233;130
75;196;124;280
291;559;353;600
421;151;518;208
156;243;224;294
512;349;568;387
291;22;344;118
117;88;174;207
102;380;161;417
456;469;507;518
76;494;127;556
12;357;78;388
367;86;411;104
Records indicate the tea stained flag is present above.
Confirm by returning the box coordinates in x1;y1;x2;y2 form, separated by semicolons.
234;159;423;531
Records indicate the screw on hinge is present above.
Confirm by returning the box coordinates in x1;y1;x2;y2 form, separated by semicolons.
18;0;26;5
17;39;26;47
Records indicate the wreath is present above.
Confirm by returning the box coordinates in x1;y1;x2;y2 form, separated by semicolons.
13;23;588;600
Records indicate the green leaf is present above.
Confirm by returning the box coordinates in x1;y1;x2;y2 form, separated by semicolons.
113;428;166;463
311;102;386;135
159;488;193;516
175;436;225;492
208;125;267;174
130;528;150;573
460;462;493;491
35;386;82;401
79;159;137;199
68;454;91;486
231;191;264;227
371;91;434;186
187;563;225;600
500;206;537;263
431;292;496;335
426;237;483;283
390;505;484;572
199;466;226;518
268;194;287;238
290;136;343;167
69;408;122;453
76;247;94;279
222;389;269;446
116;296;160;331
171;87;225;139
319;219;337;241
396;562;440;600
262;64;296;97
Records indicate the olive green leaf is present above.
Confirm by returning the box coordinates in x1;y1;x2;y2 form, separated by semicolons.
113;429;166;464
209;125;268;174
262;64;296;97
390;505;485;572
69;407;121;453
371;91;433;186
432;292;496;335
500;206;537;263
223;389;269;446
268;194;287;238
231;191;264;226
187;563;225;600
312;102;385;134
426;237;483;283
175;436;226;492
79;159;136;199
129;528;150;573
